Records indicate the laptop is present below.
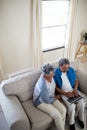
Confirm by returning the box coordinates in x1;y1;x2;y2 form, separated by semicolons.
67;95;83;104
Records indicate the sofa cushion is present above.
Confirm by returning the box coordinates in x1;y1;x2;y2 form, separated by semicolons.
1;69;41;102
76;69;87;95
22;100;52;129
80;91;87;108
76;69;87;107
70;60;79;71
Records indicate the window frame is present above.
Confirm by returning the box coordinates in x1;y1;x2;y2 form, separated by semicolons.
42;0;70;52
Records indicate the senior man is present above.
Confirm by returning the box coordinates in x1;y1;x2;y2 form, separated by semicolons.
54;58;85;130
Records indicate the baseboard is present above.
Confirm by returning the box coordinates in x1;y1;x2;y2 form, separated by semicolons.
2;67;34;80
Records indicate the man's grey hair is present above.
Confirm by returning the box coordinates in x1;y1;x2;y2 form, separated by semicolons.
41;63;54;76
58;58;70;67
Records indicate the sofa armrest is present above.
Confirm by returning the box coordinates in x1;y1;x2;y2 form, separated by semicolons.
76;69;87;95
0;87;30;130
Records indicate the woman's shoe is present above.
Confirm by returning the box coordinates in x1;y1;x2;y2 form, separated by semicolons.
70;124;76;130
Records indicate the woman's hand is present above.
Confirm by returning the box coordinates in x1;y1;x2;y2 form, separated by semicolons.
55;95;62;101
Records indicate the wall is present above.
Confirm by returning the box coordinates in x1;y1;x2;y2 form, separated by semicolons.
0;0;87;79
0;0;33;78
76;0;87;39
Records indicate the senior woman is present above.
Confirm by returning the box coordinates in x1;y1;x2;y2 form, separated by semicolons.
33;64;66;130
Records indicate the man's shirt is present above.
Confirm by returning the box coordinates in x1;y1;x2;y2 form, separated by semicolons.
54;67;77;89
61;72;73;92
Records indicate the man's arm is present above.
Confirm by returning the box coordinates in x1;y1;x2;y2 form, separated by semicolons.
55;86;74;98
73;79;79;90
55;79;79;98
73;79;79;96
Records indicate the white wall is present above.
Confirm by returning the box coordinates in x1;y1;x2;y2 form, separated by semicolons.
0;0;87;79
77;0;87;39
0;0;33;78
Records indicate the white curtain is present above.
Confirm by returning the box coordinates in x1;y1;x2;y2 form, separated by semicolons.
31;0;43;68
64;0;78;60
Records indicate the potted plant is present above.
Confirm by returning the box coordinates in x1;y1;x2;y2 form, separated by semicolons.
84;33;87;44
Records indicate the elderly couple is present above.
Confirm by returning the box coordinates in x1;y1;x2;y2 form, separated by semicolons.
33;58;85;130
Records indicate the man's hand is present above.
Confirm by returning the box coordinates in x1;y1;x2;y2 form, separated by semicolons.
64;92;74;98
73;89;79;96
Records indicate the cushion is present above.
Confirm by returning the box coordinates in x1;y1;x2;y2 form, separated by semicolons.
76;69;87;95
22;100;52;129
1;69;41;101
70;60;79;71
80;91;87;108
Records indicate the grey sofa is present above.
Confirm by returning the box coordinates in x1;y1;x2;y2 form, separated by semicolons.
0;60;87;130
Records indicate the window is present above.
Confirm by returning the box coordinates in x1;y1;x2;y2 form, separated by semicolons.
42;0;70;51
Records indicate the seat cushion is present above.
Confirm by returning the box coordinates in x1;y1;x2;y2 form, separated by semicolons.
22;100;52;130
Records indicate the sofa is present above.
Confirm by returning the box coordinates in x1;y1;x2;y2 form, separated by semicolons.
0;60;87;130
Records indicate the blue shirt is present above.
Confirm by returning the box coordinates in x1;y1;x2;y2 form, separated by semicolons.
54;67;77;89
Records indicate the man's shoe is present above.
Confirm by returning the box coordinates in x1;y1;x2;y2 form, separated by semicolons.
77;117;84;129
70;124;76;130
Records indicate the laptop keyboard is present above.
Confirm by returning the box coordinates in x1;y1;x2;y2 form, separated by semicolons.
67;95;83;104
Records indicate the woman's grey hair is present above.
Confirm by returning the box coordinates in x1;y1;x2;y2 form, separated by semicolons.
41;63;54;75
58;58;70;67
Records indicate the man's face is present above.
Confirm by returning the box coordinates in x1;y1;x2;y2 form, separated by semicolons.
60;64;69;73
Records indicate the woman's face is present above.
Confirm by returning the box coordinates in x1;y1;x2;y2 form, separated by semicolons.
44;71;54;82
